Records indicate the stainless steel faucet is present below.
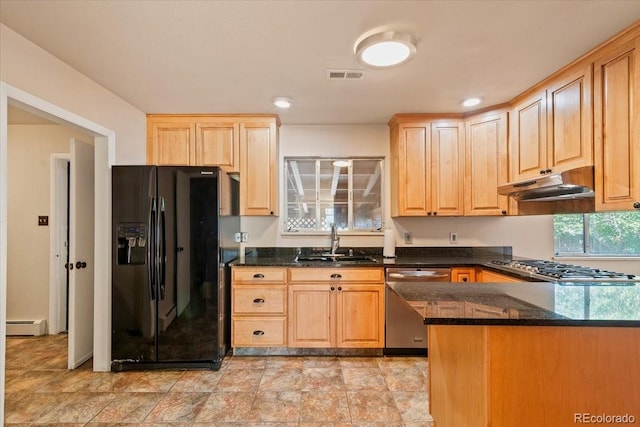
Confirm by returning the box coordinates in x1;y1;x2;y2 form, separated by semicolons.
330;223;340;255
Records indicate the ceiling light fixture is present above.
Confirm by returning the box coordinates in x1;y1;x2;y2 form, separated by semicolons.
462;97;482;107
355;30;417;69
332;160;350;167
273;97;292;109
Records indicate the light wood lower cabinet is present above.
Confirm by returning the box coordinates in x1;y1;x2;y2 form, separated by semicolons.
231;267;287;347
451;267;477;283
287;268;385;348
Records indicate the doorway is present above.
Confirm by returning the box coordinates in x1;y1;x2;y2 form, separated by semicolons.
6;111;96;371
0;82;116;381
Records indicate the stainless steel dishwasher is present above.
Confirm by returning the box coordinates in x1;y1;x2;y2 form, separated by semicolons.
385;267;451;355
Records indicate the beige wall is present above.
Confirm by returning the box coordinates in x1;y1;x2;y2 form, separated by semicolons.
243;124;555;259
0;24;147;164
7;124;90;321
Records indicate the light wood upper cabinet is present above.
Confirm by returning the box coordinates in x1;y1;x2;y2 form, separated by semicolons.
546;64;593;172
147;114;280;216
147;120;195;165
389;117;464;217
240;120;278;216
196;121;239;171
464;112;509;216
510;91;548;181
593;38;640;211
431;122;465;216
510;65;593;182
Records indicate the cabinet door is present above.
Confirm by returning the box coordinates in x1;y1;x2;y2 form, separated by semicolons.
336;285;385;348
464;113;509;216
196;122;239;172
240;122;278;215
510;91;547;181
452;267;477;283
594;38;640;211
431;122;465;216
547;64;593;172
148;121;195;165
288;284;334;347
393;124;431;216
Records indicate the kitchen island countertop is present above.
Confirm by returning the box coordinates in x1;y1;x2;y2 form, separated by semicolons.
387;280;640;327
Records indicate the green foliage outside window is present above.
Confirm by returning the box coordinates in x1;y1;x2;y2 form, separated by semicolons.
554;212;640;256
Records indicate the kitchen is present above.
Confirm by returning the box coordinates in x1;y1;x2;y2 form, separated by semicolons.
2;1;640;425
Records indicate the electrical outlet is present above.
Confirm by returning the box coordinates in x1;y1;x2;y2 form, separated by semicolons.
450;232;458;244
234;232;242;243
241;232;249;243
404;232;413;244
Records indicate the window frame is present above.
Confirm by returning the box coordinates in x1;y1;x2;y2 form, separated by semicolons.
282;156;385;235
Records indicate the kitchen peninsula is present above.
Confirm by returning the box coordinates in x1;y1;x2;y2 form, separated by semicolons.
388;281;640;427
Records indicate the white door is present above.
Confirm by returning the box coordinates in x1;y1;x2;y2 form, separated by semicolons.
68;138;94;369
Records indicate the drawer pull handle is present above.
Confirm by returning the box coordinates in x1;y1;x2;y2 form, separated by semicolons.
253;273;265;279
253;298;265;304
253;330;265;336
330;273;342;279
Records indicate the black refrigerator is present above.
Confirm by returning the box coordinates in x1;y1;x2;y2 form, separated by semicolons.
111;166;239;371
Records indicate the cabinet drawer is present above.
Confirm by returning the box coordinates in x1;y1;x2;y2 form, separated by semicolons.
233;267;286;283
233;285;286;315
288;268;384;283
232;317;286;347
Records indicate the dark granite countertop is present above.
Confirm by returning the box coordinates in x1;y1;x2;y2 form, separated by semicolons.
387;281;640;327
229;246;522;270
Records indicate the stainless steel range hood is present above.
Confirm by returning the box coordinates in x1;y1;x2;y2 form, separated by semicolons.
498;166;595;202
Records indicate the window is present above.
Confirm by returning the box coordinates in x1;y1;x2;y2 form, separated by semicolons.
284;157;383;233
553;212;640;256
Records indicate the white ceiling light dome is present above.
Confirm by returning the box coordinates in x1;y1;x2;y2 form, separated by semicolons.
355;30;417;69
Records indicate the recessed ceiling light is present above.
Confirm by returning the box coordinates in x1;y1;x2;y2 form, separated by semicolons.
273;97;292;109
462;98;482;107
355;31;416;69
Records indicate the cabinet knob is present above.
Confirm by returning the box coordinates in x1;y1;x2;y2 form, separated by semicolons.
634;202;640;209
270;211;274;215
501;210;507;215
546;168;552;174
253;298;265;304
253;273;265;279
540;170;546;175
252;330;265;336
433;211;438;216
330;286;335;291
427;212;432;216
462;278;468;282
330;273;342;279
337;286;342;291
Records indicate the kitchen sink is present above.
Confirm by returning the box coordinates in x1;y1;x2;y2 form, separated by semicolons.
294;254;378;263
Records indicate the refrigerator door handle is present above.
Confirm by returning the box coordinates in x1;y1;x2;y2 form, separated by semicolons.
148;197;156;300
159;196;167;300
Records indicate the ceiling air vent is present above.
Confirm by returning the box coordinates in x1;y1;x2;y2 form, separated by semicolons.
326;69;365;80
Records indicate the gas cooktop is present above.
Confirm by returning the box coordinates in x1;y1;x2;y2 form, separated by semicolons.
486;259;639;282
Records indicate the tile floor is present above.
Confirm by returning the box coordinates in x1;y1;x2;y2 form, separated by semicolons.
4;334;434;426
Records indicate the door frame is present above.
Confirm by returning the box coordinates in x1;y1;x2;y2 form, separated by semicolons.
49;153;70;335
0;83;116;383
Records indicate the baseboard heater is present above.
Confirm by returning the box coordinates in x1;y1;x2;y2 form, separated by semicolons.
6;319;47;336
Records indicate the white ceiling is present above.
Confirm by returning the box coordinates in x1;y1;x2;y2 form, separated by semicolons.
2;1;640;125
